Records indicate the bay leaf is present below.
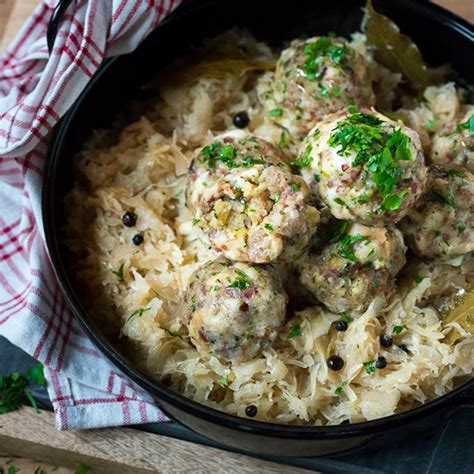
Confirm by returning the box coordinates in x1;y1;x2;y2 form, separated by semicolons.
443;288;474;345
364;0;435;91
144;58;275;90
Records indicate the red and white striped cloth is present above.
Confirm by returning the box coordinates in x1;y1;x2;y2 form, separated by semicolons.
0;0;182;429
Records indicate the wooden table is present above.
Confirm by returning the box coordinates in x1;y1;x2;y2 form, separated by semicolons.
0;1;472;472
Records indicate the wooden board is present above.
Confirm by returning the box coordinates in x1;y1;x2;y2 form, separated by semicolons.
0;407;315;473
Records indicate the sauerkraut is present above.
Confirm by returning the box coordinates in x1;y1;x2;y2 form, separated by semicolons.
65;30;474;425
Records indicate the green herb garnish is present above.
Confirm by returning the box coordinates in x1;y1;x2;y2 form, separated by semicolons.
341;312;352;323
0;363;46;415
433;190;455;208
393;325;404;334
268;108;283;117
200;142;237;168
218;376;230;387
290;142;313;168
74;463;91;474
192;218;200;226
127;307;151;322
456;114;474;133
413;274;424;284
328;113;412;211
287;324;302;339
279;131;286;149
228;269;251;290
112;262;125;282
290;183;301;192
302;37;349;81
264;223;273;230
330;221;368;262
335;380;348;395
27;363;47;387
241;156;266;167
363;360;376;375
165;328;183;339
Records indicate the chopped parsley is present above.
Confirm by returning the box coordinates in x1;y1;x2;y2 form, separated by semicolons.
328;113;413;211
332;85;341;97
127;307;151;322
279;131;286;149
287;323;301;339
393;325;404;334
165;328;183;339
201;142;237;168
413;274;424;284
268;108;283;117
218;375;230;387
290;142;313;168
264;223;273;230
456;114;474;133
457;224;466;234
240;156;266;167
330;221;368;262
302;37;349;81
192;218;200;226
290;183;301;192
319;86;330;99
74;464;91;474
334;197;348;207
425;118;436;129
341;312;352;323
0;363;46;415
112;262;125;282
27;363;47;387
335;380;348;395
190;295;196;312
433;190;456;208
200;141;266;169
228;269;251;290
363;360;376;375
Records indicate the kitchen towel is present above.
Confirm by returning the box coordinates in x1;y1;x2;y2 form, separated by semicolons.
0;0;182;429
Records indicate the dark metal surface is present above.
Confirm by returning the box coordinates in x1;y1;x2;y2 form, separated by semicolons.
41;0;474;458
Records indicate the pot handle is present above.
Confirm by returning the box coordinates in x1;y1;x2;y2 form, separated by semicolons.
47;0;74;54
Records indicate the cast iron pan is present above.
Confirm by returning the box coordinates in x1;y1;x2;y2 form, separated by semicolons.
42;0;474;457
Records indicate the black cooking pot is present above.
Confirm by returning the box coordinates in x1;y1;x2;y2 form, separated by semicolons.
42;0;474;457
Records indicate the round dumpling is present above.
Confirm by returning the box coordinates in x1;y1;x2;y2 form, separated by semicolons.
431;108;474;172
299;222;407;314
182;258;287;363
187;134;320;263
258;36;375;139
298;109;427;224
400;165;474;259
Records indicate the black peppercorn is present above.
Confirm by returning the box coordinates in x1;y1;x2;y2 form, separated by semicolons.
399;344;410;353
375;356;387;369
122;211;137;227
132;234;144;245
380;334;393;348
335;320;348;332
233;111;250;128
245;405;257;417
327;355;344;371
